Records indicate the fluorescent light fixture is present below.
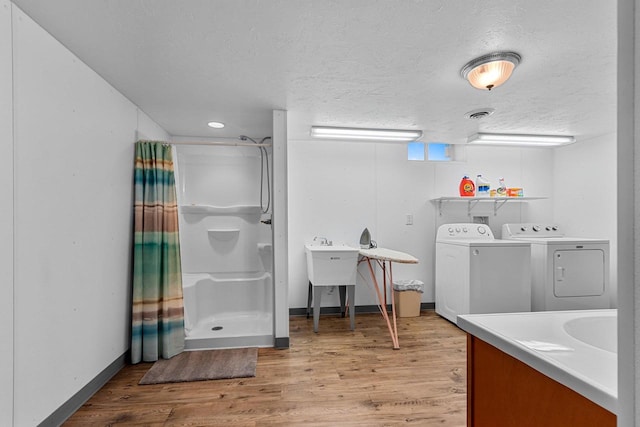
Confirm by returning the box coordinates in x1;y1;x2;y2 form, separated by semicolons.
310;126;422;142
467;133;576;147
207;121;225;129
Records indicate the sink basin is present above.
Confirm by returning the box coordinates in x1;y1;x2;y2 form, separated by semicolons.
304;244;359;286
563;314;617;353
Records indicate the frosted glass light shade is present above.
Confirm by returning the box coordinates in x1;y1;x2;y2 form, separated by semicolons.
461;52;521;91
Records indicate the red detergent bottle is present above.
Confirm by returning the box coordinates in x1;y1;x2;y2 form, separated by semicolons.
459;176;475;197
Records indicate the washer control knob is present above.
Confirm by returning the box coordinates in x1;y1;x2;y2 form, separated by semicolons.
532;225;541;232
546;226;551;231
448;227;454;233
552;226;558;231
455;227;461;233
477;226;486;234
462;227;468;233
520;226;527;232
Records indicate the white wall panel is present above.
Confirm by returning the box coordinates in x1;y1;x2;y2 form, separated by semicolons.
272;110;288;343
0;1;13;425
554;133;617;305
616;0;636;423
432;145;555;234
374;143;437;301
287;139;377;307
12;6;137;425
287;141;556;309
137;108;169;141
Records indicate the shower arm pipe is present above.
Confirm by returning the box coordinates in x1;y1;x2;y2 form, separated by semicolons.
167;140;272;147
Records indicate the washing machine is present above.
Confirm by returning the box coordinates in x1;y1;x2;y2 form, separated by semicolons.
435;223;531;324
502;223;611;311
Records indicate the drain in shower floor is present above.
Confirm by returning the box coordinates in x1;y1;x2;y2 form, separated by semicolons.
211;326;223;331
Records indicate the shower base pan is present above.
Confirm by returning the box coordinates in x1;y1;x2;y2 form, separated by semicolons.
185;311;273;350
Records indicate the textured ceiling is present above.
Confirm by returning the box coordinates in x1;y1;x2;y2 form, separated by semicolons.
12;0;617;144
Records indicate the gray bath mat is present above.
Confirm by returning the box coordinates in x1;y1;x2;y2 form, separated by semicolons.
139;348;258;385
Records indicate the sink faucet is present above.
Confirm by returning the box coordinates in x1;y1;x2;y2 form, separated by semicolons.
313;236;331;246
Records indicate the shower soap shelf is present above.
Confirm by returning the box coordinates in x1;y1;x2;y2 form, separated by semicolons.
257;243;272;251
208;229;240;241
181;204;261;215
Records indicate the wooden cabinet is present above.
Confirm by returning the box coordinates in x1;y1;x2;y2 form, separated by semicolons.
467;335;616;427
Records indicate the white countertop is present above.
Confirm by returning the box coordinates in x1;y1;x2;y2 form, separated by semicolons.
457;310;617;414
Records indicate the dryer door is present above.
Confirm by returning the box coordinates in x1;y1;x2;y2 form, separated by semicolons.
553;249;606;297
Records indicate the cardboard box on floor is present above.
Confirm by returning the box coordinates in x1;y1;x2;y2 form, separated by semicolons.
394;290;421;317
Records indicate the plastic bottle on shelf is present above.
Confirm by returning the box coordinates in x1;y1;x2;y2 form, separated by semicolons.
476;175;490;197
496;177;507;197
459;176;475;197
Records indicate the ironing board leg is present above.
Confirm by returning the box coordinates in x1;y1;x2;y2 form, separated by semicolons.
388;262;398;343
365;258;399;349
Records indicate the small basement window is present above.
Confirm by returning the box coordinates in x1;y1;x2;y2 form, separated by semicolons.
408;142;465;162
427;142;452;161
407;142;425;161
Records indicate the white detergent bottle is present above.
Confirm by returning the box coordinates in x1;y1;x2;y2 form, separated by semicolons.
496;177;507;197
476;175;490;197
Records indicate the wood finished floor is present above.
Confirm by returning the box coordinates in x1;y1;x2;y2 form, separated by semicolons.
64;310;467;426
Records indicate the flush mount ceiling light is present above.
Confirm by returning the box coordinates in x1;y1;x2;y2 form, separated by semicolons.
461;52;521;91
310;126;423;142
207;121;225;129
467;133;576;147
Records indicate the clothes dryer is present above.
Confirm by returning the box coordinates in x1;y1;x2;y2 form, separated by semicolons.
502;223;611;311
435;223;531;324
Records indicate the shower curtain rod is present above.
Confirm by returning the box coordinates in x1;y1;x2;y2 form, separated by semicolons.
168;140;272;147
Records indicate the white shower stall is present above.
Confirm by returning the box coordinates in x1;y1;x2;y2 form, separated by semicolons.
173;142;274;349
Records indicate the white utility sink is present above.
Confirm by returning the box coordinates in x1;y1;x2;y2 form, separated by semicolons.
305;244;359;333
304;244;359;286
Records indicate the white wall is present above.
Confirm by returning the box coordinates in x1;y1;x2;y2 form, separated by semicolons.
554;133;618;305
137;109;170;141
273;110;289;345
10;5;167;425
432;145;555;233
288;139;376;308
287;140;555;309
0;1;14;426
617;0;637;424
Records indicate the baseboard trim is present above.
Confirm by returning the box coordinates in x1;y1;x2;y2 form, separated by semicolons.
38;352;127;427
274;337;290;349
289;302;434;317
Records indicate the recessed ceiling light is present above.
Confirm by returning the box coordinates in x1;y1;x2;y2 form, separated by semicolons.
207;121;225;129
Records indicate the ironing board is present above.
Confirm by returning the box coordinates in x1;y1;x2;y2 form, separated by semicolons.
358;247;418;349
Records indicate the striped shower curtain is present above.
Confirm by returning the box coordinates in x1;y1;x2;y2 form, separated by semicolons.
131;141;185;363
